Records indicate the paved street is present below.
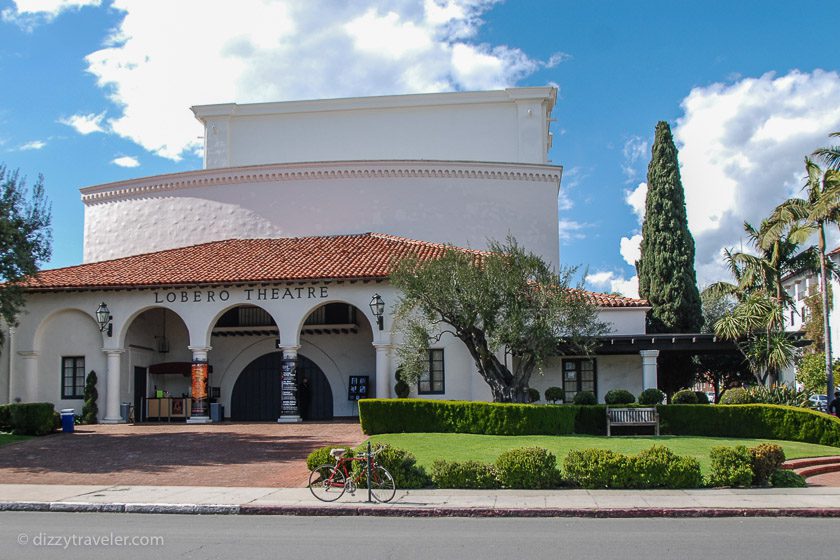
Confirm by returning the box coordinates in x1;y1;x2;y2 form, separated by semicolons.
0;421;363;487
0;512;835;560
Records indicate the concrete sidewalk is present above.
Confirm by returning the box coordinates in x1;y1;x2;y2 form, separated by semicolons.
1;484;839;517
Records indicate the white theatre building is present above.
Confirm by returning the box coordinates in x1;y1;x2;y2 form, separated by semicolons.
0;87;675;423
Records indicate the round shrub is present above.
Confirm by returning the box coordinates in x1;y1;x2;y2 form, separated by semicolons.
494;447;560;489
694;391;710;404
306;445;354;471
629;445;703;489
749;443;786;486
604;389;635;405
544;387;564;404
719;387;750;404
572;391;597;405
430;460;499;489
359;444;430;489
707;445;753;487
770;469;807;488
527;388;540;403
671;389;698;404
638;388;665;405
394;379;410;398
564;448;629;489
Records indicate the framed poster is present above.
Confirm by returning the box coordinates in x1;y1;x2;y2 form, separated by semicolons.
191;361;209;416
348;375;369;401
280;358;299;416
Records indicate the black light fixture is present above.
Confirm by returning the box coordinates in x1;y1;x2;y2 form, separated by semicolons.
96;302;113;337
369;293;385;331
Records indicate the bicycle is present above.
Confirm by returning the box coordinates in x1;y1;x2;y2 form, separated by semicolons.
308;445;396;503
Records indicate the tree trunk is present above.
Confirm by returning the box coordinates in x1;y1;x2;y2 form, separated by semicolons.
819;223;835;399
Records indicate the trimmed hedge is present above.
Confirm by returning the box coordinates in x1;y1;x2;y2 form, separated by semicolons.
8;403;56;436
564;446;702;489
0;404;10;431
359;399;576;436
359;399;840;447
657;404;840;447
431;460;500;489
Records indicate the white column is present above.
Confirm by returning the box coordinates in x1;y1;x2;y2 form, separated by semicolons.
187;345;212;424
17;350;38;403
277;345;302;423
374;343;392;399
640;349;660;390
102;349;124;423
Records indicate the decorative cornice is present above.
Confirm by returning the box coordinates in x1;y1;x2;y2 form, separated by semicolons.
80;160;563;205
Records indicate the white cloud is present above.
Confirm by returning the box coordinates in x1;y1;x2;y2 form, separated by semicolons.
59;111;106;135
73;0;546;161
2;0;99;29
621;136;648;182
545;52;572;68
111;155;139;167
558;219;587;242
620;234;642;267
19;140;46;150
625;182;647;224
586;270;639;298
674;69;840;285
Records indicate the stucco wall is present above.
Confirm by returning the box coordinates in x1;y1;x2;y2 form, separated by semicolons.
81;161;561;268
531;354;643;404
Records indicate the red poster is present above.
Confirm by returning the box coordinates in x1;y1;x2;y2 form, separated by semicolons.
191;362;208;400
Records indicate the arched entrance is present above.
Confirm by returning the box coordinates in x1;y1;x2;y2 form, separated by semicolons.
231;352;333;421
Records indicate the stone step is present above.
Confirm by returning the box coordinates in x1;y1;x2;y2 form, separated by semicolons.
782;456;840;470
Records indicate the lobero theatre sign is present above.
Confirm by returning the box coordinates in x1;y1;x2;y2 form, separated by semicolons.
153;286;329;304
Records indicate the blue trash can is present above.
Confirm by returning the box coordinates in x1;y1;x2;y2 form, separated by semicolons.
60;409;75;433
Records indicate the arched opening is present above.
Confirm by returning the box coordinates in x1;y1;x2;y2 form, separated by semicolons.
230;352;332;421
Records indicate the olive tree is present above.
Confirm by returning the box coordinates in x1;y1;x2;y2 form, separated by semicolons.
390;237;608;403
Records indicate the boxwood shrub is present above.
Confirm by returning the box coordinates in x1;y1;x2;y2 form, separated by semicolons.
604;389;635;405
306;445;354;471
564;448;630;488
564;446;702;489
771;469;807;488
707;445;753;487
494;447;561;489
358;399;576;436
638;388;665;405
0;404;10;431
430;460;499;489
8;403;56;436
671;389;699;404
657;403;840;446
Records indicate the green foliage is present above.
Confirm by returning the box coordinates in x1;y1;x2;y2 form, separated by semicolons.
636;122;702;392
0;166;52;350
8;403;56;436
719;387;750;404
527;388;540;403
430;460;499;489
671;389;699;404
749;443;786;486
544;387;564;404
494;447;560;489
770;469;807;488
564;446;702;489
393;368;410;399
572;391;597;405
564;448;629;488
572;404;606;434
0;404;10;431
362;444;430;489
657;404;840;447
358;399;576;436
797;353;840;396
707;446;753;487
638;388;665;405
306;445;355;471
81;370;98;424
604;389;635;405
391;236;607;402
694;391;710;404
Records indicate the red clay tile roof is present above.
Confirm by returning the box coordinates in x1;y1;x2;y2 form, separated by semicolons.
18;233;648;308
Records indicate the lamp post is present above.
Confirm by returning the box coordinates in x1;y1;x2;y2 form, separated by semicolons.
96;302;113;337
369;293;385;331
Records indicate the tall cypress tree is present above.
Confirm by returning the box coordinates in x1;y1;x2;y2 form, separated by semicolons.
636;121;703;393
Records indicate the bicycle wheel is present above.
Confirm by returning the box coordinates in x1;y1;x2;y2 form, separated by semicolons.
369;465;396;503
308;464;346;502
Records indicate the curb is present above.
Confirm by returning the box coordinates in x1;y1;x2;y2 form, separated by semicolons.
2;501;840;518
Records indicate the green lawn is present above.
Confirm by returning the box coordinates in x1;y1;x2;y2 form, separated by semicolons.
0;433;30;448
367;433;840;474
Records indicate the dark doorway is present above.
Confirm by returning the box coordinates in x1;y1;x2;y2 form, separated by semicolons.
231;352;333;421
134;366;146;421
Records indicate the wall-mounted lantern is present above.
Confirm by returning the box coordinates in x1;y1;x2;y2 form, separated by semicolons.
369;293;385;331
96;302;113;337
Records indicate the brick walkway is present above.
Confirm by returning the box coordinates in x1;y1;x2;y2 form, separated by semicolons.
0;421;364;487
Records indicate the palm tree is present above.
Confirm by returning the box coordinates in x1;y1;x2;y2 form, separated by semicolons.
813;132;840;171
771;158;840;398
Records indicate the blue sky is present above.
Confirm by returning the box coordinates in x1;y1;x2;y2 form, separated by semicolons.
1;0;839;296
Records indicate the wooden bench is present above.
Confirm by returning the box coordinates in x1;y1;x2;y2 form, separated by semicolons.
606;407;659;436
